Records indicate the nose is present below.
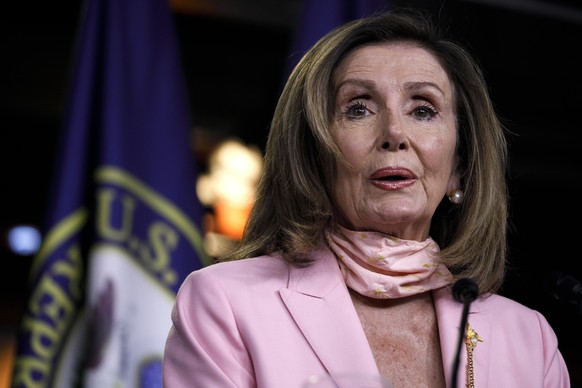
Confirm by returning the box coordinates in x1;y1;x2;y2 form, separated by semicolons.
378;112;408;151
380;140;406;150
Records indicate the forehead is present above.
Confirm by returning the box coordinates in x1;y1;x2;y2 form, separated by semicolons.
334;42;452;92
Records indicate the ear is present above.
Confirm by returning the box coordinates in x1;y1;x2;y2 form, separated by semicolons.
446;169;462;195
446;151;463;194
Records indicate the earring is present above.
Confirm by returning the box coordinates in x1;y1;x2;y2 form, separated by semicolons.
448;189;464;205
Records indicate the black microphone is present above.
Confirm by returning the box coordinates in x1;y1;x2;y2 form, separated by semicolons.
453;277;479;304
450;277;479;388
544;271;582;305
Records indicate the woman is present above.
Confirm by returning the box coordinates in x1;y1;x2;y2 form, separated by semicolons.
163;9;570;388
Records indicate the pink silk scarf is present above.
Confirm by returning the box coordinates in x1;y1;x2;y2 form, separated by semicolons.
326;226;453;298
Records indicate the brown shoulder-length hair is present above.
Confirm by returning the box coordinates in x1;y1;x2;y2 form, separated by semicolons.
220;9;509;295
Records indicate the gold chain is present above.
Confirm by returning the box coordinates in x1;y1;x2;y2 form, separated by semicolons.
466;345;475;388
464;322;483;388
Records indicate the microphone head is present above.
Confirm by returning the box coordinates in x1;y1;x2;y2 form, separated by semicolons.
453;277;479;303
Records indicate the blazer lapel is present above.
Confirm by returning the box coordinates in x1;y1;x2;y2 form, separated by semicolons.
279;248;379;377
279;252;494;386
434;286;491;388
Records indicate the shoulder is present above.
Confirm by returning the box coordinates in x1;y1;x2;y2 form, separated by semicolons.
475;293;543;319
473;293;559;346
198;253;289;276
176;254;291;299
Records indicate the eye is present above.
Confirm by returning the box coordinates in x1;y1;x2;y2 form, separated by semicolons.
412;104;438;121
343;101;371;119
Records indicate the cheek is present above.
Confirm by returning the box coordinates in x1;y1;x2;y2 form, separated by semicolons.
333;161;356;195
332;154;364;213
420;138;457;179
333;137;370;200
335;133;373;168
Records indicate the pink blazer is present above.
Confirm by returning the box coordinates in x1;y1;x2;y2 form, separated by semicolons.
163;248;571;388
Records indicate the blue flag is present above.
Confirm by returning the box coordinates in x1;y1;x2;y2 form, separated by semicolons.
286;0;390;76
11;0;208;386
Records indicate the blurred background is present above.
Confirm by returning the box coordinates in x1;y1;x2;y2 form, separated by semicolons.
1;0;581;386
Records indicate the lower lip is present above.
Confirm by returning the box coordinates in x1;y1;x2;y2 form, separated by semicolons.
370;179;416;190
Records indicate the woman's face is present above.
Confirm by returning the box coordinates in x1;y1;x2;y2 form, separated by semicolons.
331;42;460;241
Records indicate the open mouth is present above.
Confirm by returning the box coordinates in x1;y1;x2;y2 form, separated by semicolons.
369;168;416;189
377;175;408;181
370;167;416;182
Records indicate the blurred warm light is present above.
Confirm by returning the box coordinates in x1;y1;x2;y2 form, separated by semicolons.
213;198;253;241
7;225;41;256
0;333;15;388
197;137;263;244
197;138;263;206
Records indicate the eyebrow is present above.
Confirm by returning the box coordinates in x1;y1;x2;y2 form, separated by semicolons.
403;81;446;96
335;79;446;96
335;78;374;91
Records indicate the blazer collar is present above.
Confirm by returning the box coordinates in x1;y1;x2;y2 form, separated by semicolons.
279;247;379;377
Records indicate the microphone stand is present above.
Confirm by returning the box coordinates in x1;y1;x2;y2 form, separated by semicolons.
450;278;479;388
